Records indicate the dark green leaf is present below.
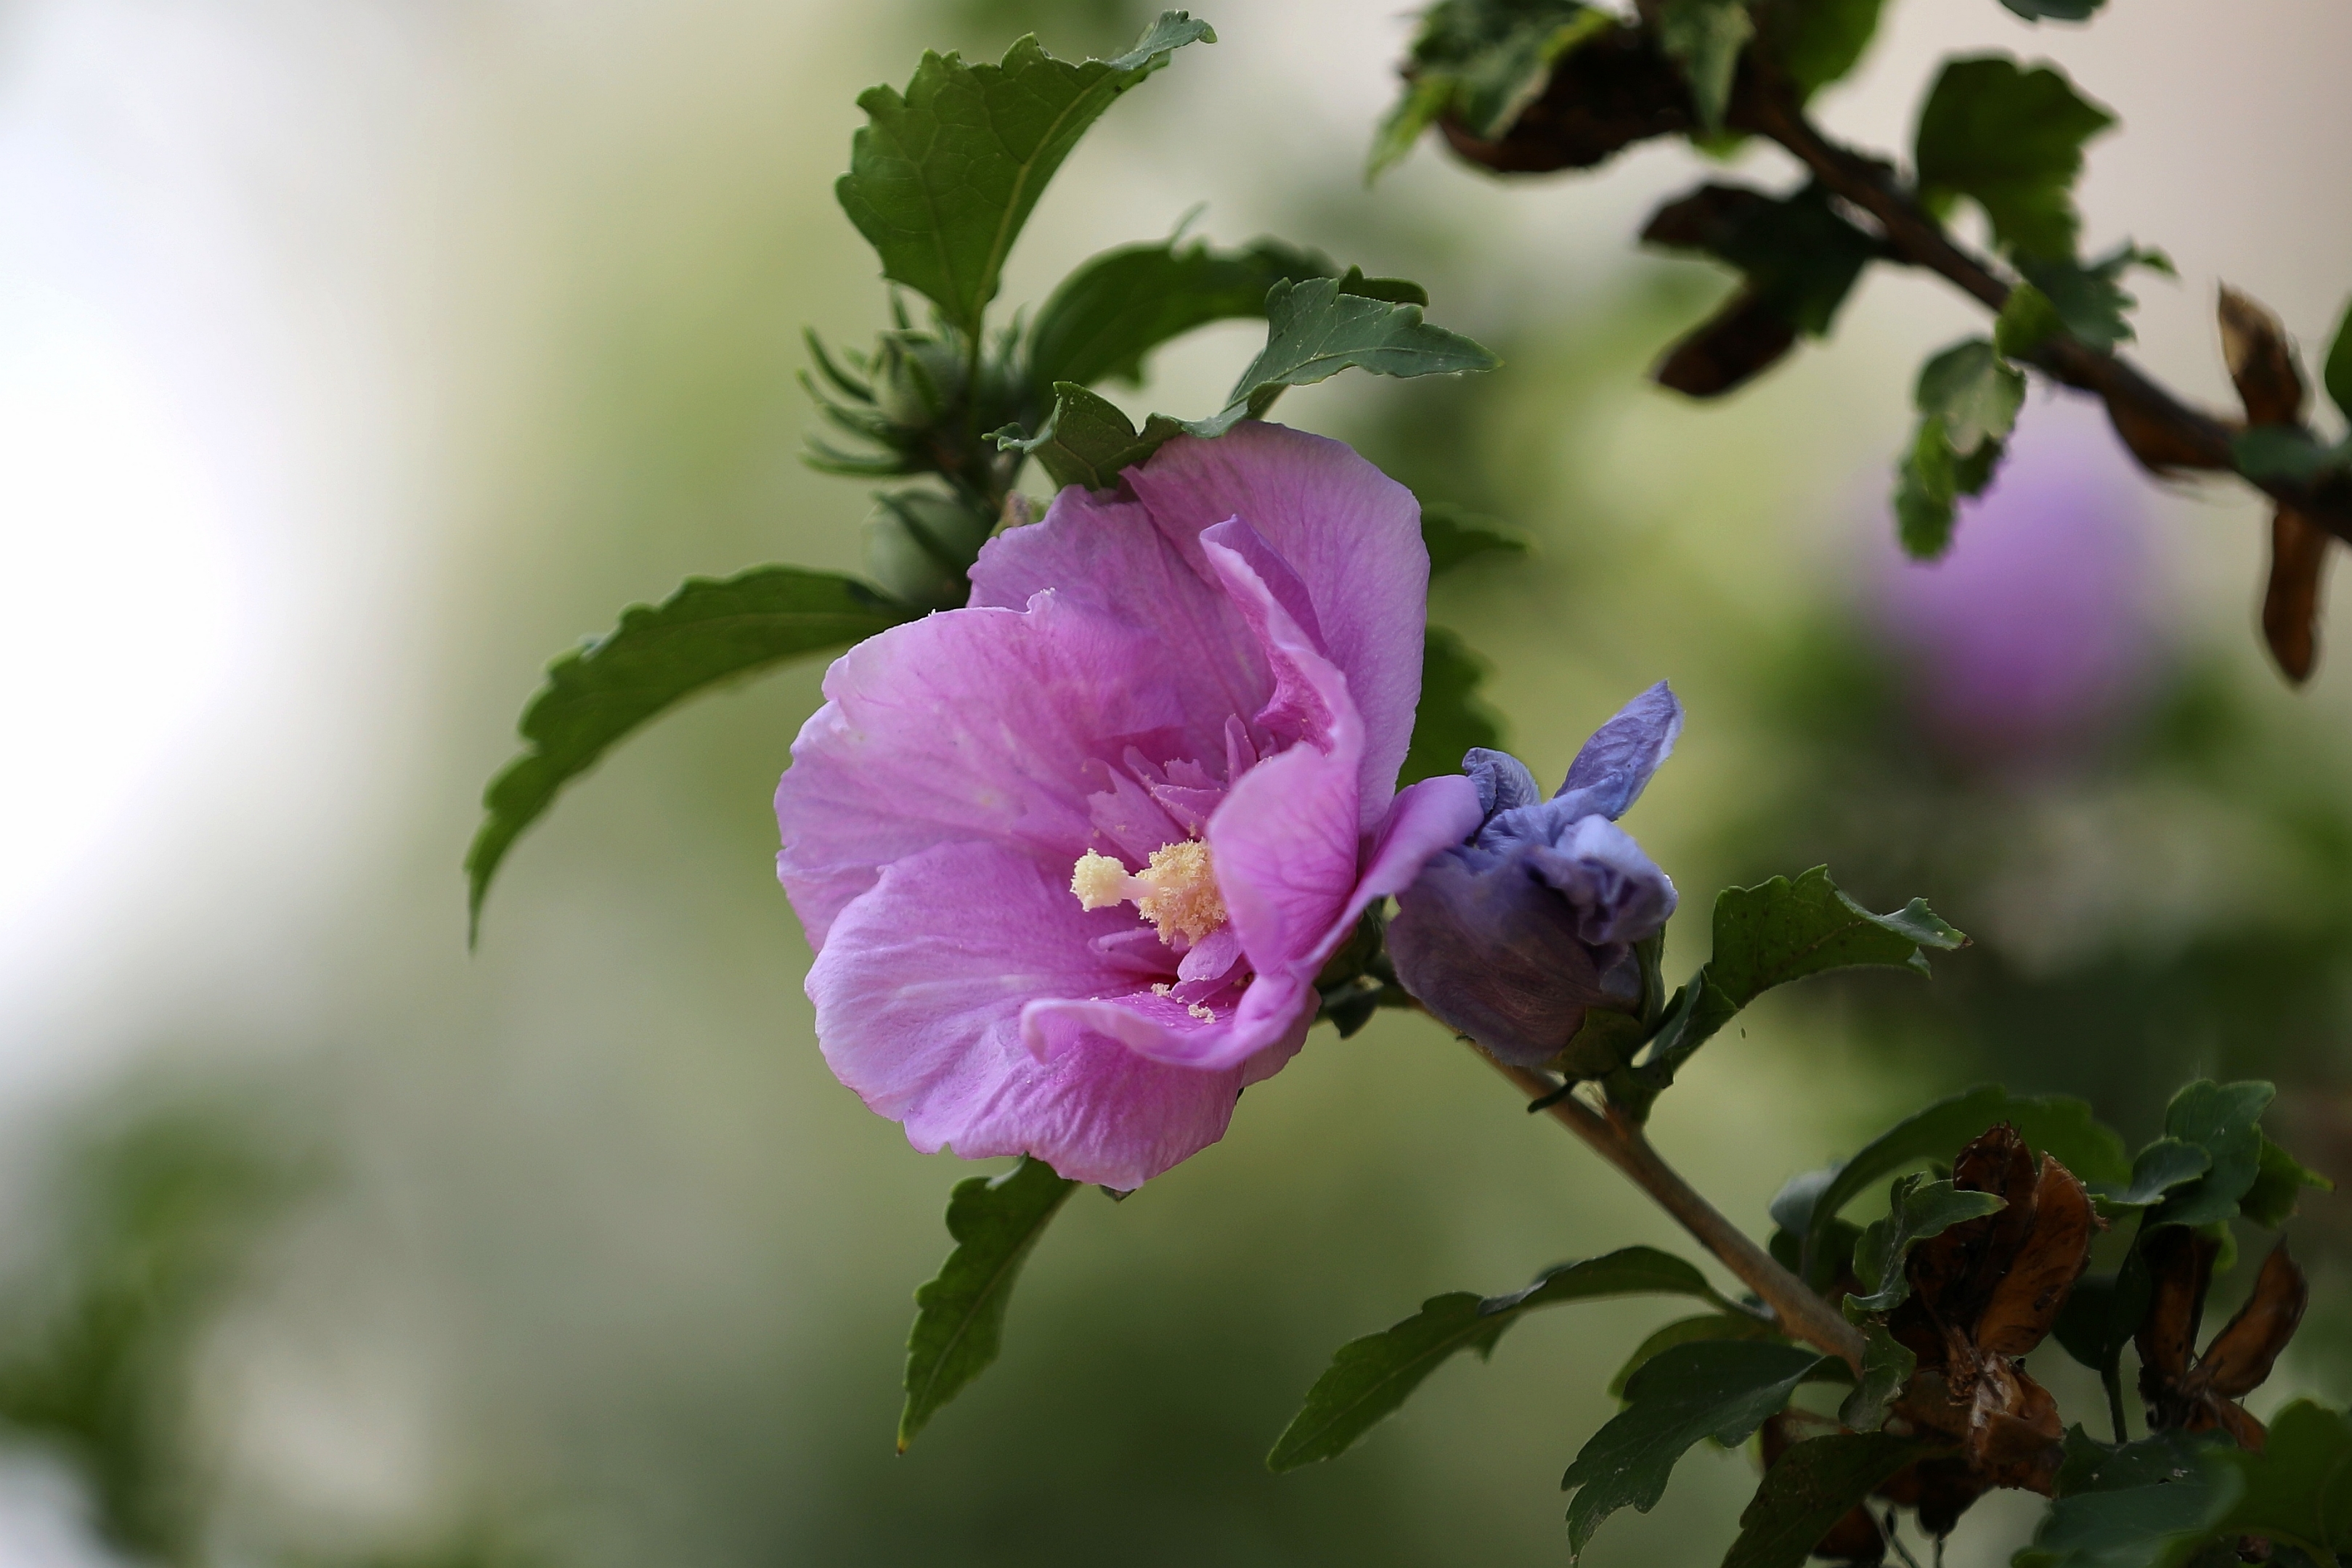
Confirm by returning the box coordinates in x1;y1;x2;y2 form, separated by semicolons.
1838;1321;1916;1432
2200;1399;2352;1556
2091;1138;2212;1210
2238;1133;2332;1228
1269;1247;1727;1471
467;567;915;936
2234;425;2349;485
1801;1085;2128;1269
2001;0;2104;18
2054;1427;2225;1497
1638;867;1965;1097
1607;1312;1781;1398
1421;501;1531;576
2019;244;2172;351
1371;0;1614;171
1847;1174;2008;1314
836;13;1214;336
862;489;996;612
1756;0;1887;97
1656;0;1754;131
1894;338;2024;558
1995;282;2067;359
1025;236;1332;391
1914;55;2115;261
1201;277;1500;435
900;1156;1079;1450
1399;625;1506;787
2013;1478;2226;1568
1726;1432;1934;1568
2326;295;2352;425
1560;1340;1834;1556
2054;1236;2152;1381
2152;1079;2273;1229
1642;181;1884;390
995;382;1181;491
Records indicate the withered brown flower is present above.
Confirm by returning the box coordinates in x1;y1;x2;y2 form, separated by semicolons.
2136;1228;2308;1451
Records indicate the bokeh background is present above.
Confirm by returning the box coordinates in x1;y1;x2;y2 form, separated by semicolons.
2;0;2350;1564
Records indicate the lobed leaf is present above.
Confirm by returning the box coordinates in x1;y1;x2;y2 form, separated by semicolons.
1370;0;1615;172
2238;1132;2333;1228
1726;1432;1934;1568
1560;1340;1836;1556
467;568;915;936
1024;236;1332;391
1268;1247;1726;1471
836;13;1214;338
900;1156;1079;1450
1846;1174;2008;1315
1399;626;1507;786
2089;1138;2210;1211
1914;55;2114;262
2019;243;2173;351
2150;1079;2273;1228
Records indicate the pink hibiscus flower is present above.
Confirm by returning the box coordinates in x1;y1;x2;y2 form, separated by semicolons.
773;422;1482;1188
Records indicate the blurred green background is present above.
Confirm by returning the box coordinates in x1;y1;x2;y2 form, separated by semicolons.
0;0;2348;1564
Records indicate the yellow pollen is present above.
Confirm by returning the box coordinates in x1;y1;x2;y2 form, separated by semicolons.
1067;838;1228;946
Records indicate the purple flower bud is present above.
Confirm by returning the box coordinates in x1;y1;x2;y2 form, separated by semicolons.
1388;683;1682;1068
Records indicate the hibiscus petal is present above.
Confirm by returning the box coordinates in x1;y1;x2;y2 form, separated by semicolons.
810;841;1274;1188
1126;423;1427;821
775;591;1187;946
1550;680;1683;822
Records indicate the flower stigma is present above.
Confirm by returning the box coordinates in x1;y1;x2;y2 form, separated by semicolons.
1070;840;1228;945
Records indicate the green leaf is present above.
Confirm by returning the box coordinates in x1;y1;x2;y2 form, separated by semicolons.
1639;867;1964;1095
2233;425;2349;485
1421;502;1531;576
1657;0;1754;132
1799;1087;2128;1270
2238;1133;2332;1228
1269;1247;1728;1471
2151;1079;2274;1229
1560;1340;1835;1556
1371;0;1615;171
2001;0;2104;18
1203;276;1500;434
1727;1432;1934;1568
2199;1399;2352;1557
1995;282;2067;359
1608;1312;1781;1398
2018;244;2172;351
1894;338;2025;559
1838;1320;1916;1432
2091;1138;2212;1210
900;1157;1079;1450
2014;1476;2230;1568
2054;1427;2226;1496
467;567;915;937
1756;0;1887;97
1847;1175;2008;1314
1914;56;2115;261
2326;294;2352;425
1025;236;1332;391
1399;625;1507;786
1642;181;1884;359
995;382;1181;491
835;12;1215;337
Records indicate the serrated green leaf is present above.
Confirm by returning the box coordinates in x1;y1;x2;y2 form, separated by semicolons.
1421;502;1531;576
1657;0;1754;132
2152;1079;2274;1229
1607;1312;1781;1399
1269;1247;1727;1471
1894;417;1966;558
1757;0;1887;97
1399;625;1506;786
1371;0;1614;173
1636;867;1965;1100
900;1156;1079;1450
1847;1175;2008;1314
1560;1340;1835;1556
1838;1321;1916;1432
1728;1432;1935;1568
1801;1086;2128;1270
1995;282;2067;358
2326;295;2352;425
1915;55;2115;261
995;382;1181;491
2091;1138;2212;1210
1025;236;1332;391
2019;244;2170;351
467;567;915;937
2238;1133;2332;1228
1200;277;1499;434
836;13;1214;337
1921;338;2026;454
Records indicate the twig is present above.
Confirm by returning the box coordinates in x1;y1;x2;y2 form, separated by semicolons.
1477;1045;1867;1369
1738;88;2352;542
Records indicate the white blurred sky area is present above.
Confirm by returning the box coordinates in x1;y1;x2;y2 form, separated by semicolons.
0;0;2346;1560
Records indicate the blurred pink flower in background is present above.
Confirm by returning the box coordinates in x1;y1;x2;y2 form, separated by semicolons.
1870;395;2169;767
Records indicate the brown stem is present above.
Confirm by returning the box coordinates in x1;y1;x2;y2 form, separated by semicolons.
1479;1046;1867;1369
1740;89;2352;542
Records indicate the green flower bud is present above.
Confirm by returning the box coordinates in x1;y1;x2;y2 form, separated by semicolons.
863;490;995;611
